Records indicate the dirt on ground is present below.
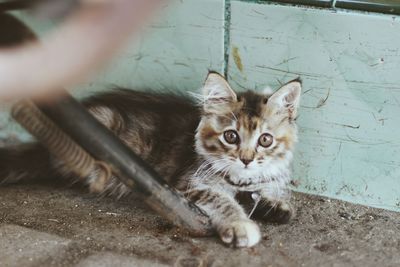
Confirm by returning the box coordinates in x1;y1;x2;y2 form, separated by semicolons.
0;182;399;267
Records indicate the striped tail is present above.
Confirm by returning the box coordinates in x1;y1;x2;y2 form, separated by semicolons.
0;142;54;185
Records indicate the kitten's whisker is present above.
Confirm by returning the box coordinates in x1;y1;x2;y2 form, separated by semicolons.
201;163;231;186
193;158;226;179
229;111;238;122
263;203;276;217
203;164;229;182
198;159;228;179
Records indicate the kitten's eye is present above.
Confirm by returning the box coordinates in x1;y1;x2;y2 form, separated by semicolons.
223;130;239;144
258;133;273;148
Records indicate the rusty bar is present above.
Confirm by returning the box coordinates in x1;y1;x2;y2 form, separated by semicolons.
11;100;111;189
36;91;213;236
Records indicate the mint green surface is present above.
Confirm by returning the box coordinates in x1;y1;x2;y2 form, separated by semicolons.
228;1;400;211
1;0;399;211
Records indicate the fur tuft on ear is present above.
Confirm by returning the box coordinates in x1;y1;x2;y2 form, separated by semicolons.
262;85;274;95
201;72;237;113
267;78;301;119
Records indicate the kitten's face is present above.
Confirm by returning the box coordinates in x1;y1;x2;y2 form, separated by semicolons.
195;72;301;185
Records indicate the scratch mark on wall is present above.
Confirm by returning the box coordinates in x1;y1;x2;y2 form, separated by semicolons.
250;36;273;41
255;65;332;79
251;9;266;17
153;59;169;73
316;88;330;108
228;75;248;90
200;12;224;22
301;88;331;109
369;57;385;67
378;118;387;126
302;88;313;95
331;122;360;129
336;183;357;197
344;129;392;146
275;56;299;67
327;141;342;178
173;62;192;68
371;112;388;126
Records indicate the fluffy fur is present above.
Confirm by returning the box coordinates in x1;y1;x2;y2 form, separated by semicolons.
186;73;301;247
0;73;301;248
0;13;302;248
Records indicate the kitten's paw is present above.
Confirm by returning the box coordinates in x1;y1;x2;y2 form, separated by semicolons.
257;201;295;224
275;201;295;223
218;219;261;248
236;192;294;224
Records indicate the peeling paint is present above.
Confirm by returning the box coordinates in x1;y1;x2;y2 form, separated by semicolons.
232;46;244;72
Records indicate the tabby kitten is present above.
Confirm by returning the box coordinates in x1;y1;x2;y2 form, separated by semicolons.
0;72;301;248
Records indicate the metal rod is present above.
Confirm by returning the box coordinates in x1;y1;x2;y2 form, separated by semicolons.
0;0;42;12
36;91;212;236
11;100;112;193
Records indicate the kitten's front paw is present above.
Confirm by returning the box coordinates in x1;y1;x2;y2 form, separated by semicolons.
272;201;295;223
256;200;295;224
218;219;261;248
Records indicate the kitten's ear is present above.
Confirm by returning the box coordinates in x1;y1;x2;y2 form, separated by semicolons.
202;72;237;113
267;78;301;118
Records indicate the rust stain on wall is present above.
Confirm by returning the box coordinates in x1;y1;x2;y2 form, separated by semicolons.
232;46;243;72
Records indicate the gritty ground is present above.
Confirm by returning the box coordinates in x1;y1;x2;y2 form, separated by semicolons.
0;182;399;267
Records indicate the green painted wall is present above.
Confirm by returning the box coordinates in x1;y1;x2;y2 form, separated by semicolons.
228;1;400;211
1;0;400;211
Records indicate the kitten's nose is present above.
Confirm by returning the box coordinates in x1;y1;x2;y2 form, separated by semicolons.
240;158;253;166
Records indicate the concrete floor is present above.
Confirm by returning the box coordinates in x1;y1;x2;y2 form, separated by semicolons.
0;182;399;267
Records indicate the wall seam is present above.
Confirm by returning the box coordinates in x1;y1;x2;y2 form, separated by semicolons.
223;0;231;79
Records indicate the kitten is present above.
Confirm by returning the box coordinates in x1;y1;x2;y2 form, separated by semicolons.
0;72;301;247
